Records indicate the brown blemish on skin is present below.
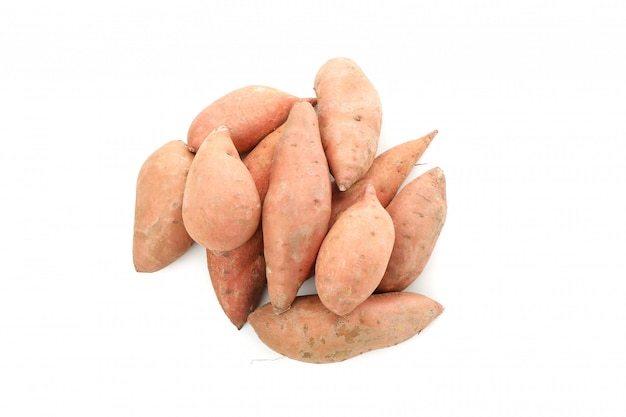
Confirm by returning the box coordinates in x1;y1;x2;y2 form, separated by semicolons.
336;324;361;344
325;349;353;361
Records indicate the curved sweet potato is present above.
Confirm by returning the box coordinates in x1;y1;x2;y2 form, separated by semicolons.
187;85;311;154
182;125;261;252
133;140;195;272
263;101;332;313
248;292;444;364
314;57;382;191
315;183;394;316
376;167;447;293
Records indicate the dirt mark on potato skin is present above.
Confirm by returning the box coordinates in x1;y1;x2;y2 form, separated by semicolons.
324;349;353;362
336;324;362;344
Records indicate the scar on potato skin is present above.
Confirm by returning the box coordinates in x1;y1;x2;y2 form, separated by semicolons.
324;349;352;361
336;324;361;344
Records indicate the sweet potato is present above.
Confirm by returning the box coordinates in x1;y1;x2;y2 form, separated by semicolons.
301;130;438;280
315;183;395;316
314;57;382;191
329;129;438;228
376;167;447;293
205;124;285;329
248;292;444;364
263;101;332;313
206;227;266;329
182;125;261;252
187;85;313;154
133;140;195;273
240;122;286;199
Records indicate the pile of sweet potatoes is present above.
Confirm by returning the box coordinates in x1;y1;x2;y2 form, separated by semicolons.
132;57;447;364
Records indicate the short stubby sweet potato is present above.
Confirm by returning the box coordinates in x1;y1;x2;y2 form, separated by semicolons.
187;85;311;154
133;140;195;273
248;292;444;364
182;125;261;252
315;183;394;316
314;57;382;192
377;167;447;293
204;125;285;329
263;101;332;313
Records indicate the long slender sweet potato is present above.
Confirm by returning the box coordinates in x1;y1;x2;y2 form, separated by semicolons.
263;101;332;313
182;125;261;252
187;85;313;154
314;57;382;191
376;167;447;293
315;183;395;316
248;292;444;364
133;140;195;273
329;129;438;228
205;124;285;329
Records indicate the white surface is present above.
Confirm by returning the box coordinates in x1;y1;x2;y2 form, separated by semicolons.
2;1;625;416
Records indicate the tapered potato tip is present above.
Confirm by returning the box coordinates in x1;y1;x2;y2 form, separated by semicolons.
425;129;438;145
273;303;291;315
362;182;377;199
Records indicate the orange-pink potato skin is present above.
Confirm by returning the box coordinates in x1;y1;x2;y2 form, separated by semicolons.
133;140;195;273
315;183;395;316
205;125;284;329
182;126;261;252
329;129;438;229
206;227;266;329
377;167;447;293
241;123;286;200
303;130;439;280
263;101;332;313
187;85;307;154
314;57;382;192
248;292;444;364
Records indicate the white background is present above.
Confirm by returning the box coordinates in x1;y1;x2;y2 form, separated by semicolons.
1;1;625;416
